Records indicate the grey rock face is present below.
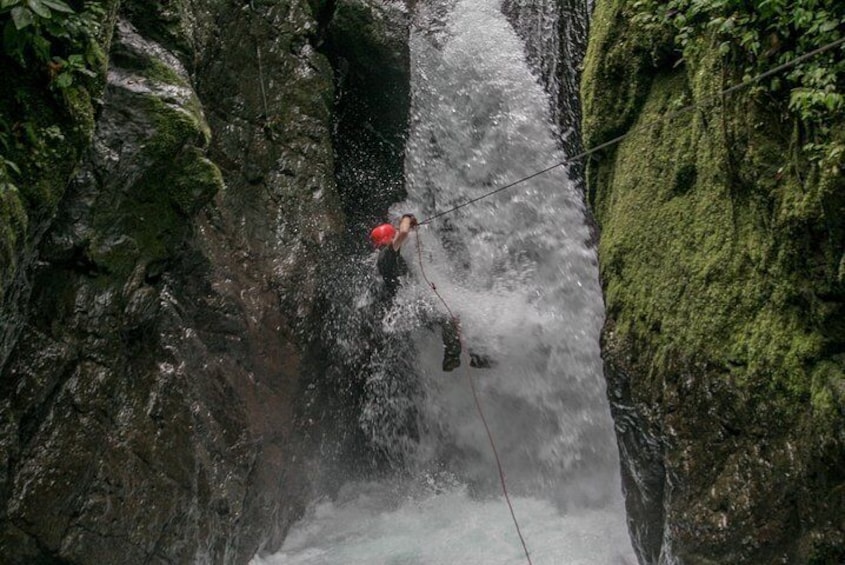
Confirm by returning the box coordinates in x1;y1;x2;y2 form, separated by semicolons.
2;13;236;564
0;0;411;563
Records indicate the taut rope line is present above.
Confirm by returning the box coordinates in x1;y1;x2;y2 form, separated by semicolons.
413;229;533;565
418;35;845;226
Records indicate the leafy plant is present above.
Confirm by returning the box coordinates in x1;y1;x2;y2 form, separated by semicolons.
3;0;74;62
630;0;845;122
1;0;105;88
2;0;74;28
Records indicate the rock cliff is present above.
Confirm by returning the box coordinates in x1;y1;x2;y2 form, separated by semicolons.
0;0;409;562
582;1;844;563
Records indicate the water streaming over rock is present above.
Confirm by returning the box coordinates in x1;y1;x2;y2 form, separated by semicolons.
254;0;634;562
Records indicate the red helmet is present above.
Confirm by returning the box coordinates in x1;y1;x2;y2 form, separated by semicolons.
370;223;396;247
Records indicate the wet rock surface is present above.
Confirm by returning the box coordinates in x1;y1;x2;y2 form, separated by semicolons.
0;0;411;563
502;0;589;183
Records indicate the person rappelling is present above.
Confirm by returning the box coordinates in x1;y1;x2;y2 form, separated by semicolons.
371;214;416;301
371;213;462;371
370;213;492;371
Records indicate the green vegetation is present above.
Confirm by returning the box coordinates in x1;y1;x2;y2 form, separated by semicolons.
1;0;221;293
2;0;106;88
0;0;114;304
583;2;843;557
582;0;844;417
0;0;110;195
630;0;844;122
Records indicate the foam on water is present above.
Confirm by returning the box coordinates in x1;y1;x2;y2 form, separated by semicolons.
254;480;633;565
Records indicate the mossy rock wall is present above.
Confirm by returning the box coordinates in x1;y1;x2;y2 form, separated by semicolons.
0;0;120;374
582;1;844;563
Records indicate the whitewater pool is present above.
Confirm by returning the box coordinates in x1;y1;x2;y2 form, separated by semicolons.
252;478;634;565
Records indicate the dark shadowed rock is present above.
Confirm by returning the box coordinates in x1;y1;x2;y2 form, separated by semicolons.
1;0;411;562
502;0;589;185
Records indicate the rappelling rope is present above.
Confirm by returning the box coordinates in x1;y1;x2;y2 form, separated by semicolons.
248;0;271;120
418;35;845;226
413;228;534;565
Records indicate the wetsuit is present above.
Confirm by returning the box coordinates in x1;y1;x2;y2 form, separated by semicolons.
377;245;462;371
377;246;407;301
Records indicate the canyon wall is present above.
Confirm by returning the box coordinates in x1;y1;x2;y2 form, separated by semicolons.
582;1;844;563
0;0;410;562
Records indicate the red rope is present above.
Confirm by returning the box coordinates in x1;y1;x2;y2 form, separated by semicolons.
413;228;533;565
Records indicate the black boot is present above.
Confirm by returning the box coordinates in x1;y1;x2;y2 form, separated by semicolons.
469;351;495;369
441;319;462;372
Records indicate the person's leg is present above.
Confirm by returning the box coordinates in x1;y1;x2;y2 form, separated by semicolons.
441;317;462;371
469;350;495;368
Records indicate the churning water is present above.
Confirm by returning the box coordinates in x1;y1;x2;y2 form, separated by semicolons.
254;0;635;562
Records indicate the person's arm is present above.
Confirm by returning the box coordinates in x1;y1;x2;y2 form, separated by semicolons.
391;214;417;250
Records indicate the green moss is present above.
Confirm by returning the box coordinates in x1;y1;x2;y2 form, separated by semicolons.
584;2;844;560
142;93;220;214
585;1;844;411
143;95;210;157
145;58;190;87
0;71;101;308
109;47;190;88
580;0;677;168
86;87;222;278
0;180;28;301
811;360;845;424
167;149;223;215
87;233;143;279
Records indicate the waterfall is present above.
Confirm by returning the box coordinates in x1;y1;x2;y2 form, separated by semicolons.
254;0;634;562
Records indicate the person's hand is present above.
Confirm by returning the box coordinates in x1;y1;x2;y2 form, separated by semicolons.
402;213;418;227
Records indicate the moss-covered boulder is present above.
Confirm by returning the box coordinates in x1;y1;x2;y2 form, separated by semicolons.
582;1;844;563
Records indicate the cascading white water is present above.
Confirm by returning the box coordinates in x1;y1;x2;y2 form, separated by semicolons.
253;0;635;562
